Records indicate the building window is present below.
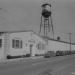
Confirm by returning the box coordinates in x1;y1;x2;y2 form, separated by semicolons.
12;39;22;48
37;43;41;50
16;40;19;48
0;39;2;48
12;39;15;48
36;42;45;50
20;40;22;48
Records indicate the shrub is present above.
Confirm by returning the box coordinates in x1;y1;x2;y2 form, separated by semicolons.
25;54;30;57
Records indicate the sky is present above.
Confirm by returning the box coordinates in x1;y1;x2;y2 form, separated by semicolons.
0;0;75;42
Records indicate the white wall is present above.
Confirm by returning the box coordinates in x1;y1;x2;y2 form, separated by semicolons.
8;32;32;56
48;40;70;52
48;40;75;52
0;34;6;60
8;32;47;56
5;31;75;57
31;33;47;55
71;45;75;51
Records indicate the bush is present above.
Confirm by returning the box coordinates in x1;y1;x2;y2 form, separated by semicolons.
7;55;12;59
25;54;30;57
35;54;44;56
7;55;24;59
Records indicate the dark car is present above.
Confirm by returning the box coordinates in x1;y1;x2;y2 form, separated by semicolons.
56;51;64;56
44;51;55;58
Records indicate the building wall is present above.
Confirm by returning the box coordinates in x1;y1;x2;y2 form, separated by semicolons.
0;34;7;60
31;33;47;55
7;32;47;56
1;31;75;59
8;32;32;56
3;33;10;60
71;45;75;50
47;40;75;52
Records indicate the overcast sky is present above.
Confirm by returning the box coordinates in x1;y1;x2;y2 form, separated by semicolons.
0;0;75;42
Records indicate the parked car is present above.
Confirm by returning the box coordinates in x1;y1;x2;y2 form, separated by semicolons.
44;51;55;58
56;51;64;56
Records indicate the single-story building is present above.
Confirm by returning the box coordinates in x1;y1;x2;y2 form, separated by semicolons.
0;30;75;61
0;30;47;60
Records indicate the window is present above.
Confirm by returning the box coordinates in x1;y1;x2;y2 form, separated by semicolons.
0;39;2;48
20;40;22;48
12;39;15;48
37;43;41;50
36;42;45;50
16;40;19;48
12;39;22;48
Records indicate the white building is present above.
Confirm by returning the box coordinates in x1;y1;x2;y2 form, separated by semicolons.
0;30;47;60
0;30;75;61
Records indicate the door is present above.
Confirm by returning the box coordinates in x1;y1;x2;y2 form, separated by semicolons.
30;44;33;57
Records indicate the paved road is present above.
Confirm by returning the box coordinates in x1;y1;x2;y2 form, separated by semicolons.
0;55;75;75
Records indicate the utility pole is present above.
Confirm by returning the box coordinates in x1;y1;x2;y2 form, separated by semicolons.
68;33;72;55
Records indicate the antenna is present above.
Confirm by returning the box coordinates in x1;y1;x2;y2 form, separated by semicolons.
39;2;54;39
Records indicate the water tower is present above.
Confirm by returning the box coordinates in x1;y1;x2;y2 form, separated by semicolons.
39;2;54;38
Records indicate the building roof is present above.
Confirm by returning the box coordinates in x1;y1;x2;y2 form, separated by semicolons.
0;30;75;45
42;36;75;45
0;30;33;33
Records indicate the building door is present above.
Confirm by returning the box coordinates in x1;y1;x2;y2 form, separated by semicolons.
30;44;33;57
